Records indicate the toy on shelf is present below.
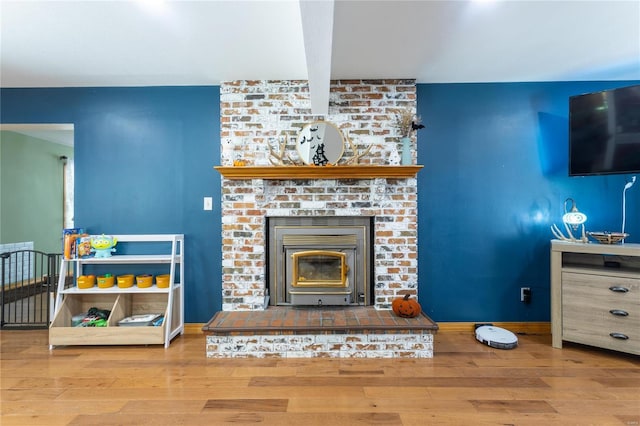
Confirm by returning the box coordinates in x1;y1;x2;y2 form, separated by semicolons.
62;228;86;259
90;235;118;258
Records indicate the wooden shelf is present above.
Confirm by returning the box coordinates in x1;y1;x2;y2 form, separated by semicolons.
214;165;423;180
50;234;184;349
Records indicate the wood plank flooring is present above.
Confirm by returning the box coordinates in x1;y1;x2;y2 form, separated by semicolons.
1;329;638;425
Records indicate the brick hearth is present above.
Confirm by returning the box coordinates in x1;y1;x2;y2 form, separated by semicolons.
203;307;438;358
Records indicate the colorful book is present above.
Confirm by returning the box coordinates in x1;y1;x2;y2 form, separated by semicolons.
62;228;85;259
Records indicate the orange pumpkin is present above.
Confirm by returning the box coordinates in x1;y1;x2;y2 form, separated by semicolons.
392;294;422;318
391;295;405;313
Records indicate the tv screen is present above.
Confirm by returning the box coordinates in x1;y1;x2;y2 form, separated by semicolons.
569;84;640;176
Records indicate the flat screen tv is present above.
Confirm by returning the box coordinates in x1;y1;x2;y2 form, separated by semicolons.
569;84;640;176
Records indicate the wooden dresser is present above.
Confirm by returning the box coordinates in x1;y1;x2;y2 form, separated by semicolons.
551;239;640;355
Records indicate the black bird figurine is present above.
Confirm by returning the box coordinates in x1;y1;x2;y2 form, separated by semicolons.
411;121;425;131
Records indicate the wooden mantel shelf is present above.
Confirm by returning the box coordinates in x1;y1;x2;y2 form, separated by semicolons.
214;165;423;180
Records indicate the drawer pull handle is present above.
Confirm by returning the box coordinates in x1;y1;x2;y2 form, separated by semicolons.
609;332;629;340
609;309;629;317
609;286;629;293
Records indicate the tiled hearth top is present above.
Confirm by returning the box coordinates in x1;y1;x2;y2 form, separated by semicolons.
202;306;438;335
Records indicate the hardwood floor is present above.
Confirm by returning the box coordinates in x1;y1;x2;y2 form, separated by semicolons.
1;329;638;425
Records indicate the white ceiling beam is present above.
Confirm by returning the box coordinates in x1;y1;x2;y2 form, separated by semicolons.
299;0;335;116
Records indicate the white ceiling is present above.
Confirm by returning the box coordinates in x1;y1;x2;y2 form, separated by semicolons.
1;0;639;90
0;124;74;146
10;128;74;146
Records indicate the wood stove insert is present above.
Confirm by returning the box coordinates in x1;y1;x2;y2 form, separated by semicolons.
267;216;372;306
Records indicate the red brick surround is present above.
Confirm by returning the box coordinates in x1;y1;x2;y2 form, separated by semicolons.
219;80;419;311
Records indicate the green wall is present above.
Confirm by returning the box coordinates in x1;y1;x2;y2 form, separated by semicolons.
0;131;73;254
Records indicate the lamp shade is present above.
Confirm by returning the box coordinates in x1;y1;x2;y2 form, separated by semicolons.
563;211;587;225
563;198;587;227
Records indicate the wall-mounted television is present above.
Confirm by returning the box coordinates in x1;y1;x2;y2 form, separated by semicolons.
569;84;640;176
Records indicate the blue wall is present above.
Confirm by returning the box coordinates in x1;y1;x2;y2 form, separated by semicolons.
2;82;638;324
417;81;640;322
0;87;221;322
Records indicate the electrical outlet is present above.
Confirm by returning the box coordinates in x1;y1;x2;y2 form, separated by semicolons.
521;287;531;303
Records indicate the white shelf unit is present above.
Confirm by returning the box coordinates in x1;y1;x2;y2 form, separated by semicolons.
50;234;184;349
551;239;640;355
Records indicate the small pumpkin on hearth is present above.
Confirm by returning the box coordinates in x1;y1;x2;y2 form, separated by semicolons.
392;294;422;318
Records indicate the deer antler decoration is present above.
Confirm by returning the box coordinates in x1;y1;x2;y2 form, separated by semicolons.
342;136;373;165
550;222;588;243
268;133;295;166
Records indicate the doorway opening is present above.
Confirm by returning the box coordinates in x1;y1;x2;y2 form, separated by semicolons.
0;123;74;327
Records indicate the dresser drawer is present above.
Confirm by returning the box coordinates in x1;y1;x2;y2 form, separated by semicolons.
562;271;640;300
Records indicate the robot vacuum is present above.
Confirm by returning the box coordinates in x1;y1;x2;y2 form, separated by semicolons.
475;325;518;350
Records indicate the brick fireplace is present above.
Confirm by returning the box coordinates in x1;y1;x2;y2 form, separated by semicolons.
219;79;419;311
204;79;437;358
